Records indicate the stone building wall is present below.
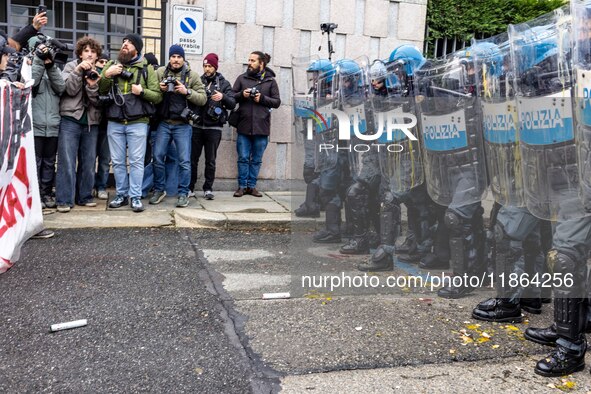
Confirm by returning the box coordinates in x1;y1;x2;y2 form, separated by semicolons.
161;0;427;189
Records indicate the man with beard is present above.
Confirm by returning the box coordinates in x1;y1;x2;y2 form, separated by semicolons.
189;53;235;200
231;51;281;197
99;34;162;212
150;45;206;207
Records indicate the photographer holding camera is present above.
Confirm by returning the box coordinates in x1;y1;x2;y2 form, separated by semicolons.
189;53;235;200
231;51;281;197
28;35;66;210
55;36;103;213
99;34;162;212
150;45;206;208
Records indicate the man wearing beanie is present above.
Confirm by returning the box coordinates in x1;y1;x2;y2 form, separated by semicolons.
99;33;162;212
231;51;281;197
151;44;206;208
189;53;236;200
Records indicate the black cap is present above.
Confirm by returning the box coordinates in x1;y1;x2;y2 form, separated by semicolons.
0;32;16;55
123;33;143;53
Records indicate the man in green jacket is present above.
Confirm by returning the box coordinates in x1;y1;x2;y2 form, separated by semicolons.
150;45;206;208
99;34;162;212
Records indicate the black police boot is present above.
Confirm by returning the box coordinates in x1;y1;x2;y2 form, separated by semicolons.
438;204;485;300
520;298;542;314
358;246;393;271
419;253;449;270
524;324;558;347
340;236;370;255
295;183;320;218
313;203;341;243
437;285;474;299
535;342;586;377
472;298;523;323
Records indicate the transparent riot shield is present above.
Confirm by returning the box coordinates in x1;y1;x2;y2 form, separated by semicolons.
572;0;591;212
313;67;340;173
414;50;488;208
292;55;321;184
336;56;380;183
371;58;424;194
291;55;319;144
510;6;587;220
473;34;524;207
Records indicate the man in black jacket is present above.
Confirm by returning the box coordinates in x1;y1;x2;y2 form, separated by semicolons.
232;51;281;197
190;53;235;200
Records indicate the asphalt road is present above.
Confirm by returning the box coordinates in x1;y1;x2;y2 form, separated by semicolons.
3;228;591;393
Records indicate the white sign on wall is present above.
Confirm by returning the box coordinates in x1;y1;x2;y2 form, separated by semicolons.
172;5;204;55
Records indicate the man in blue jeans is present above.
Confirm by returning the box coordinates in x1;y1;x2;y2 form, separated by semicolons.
232;51;281;197
151;45;206;207
99;34;162;212
56;36;103;212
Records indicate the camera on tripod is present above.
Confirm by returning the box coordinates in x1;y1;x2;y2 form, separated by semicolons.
320;23;338;34
162;76;177;92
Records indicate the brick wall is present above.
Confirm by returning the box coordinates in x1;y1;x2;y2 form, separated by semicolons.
164;0;427;188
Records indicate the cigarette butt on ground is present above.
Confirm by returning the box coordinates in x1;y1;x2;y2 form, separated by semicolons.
50;319;88;332
262;292;291;300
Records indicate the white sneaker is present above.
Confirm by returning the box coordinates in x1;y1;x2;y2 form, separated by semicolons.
188;190;196;198
97;190;108;200
204;190;214;200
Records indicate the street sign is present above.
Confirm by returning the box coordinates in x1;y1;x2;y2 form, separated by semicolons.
172;5;204;55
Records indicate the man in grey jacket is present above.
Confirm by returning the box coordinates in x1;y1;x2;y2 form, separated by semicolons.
28;36;65;209
56;36;102;212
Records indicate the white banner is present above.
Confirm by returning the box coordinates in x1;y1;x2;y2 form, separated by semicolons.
0;73;44;274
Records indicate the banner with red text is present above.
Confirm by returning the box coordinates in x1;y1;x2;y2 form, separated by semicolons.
0;77;43;274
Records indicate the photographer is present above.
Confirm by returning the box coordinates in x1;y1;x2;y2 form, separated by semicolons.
55;36;102;213
189;53;235;200
99;34;162;212
232;51;281;197
150;45;206;208
28;35;66;210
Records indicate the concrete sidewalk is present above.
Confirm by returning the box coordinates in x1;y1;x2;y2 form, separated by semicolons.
42;190;314;230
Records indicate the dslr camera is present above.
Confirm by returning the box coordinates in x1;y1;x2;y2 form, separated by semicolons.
84;69;100;81
248;87;259;100
97;92;114;106
180;107;200;123
162;76;177;92
34;33;74;64
119;69;134;80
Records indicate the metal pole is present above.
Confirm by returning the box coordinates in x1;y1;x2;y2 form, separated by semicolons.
160;0;168;66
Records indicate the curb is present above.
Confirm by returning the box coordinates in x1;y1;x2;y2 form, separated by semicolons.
174;209;318;231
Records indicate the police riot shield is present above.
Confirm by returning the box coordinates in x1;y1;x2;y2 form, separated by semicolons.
336;56;381;182
473;34;525;207
414;50;488;207
510;6;587;220
292;55;321;182
291;55;320;145
572;0;591;212
313;65;340;173
370;58;424;194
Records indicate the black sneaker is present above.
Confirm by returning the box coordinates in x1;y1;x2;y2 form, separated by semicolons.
109;195;129;208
